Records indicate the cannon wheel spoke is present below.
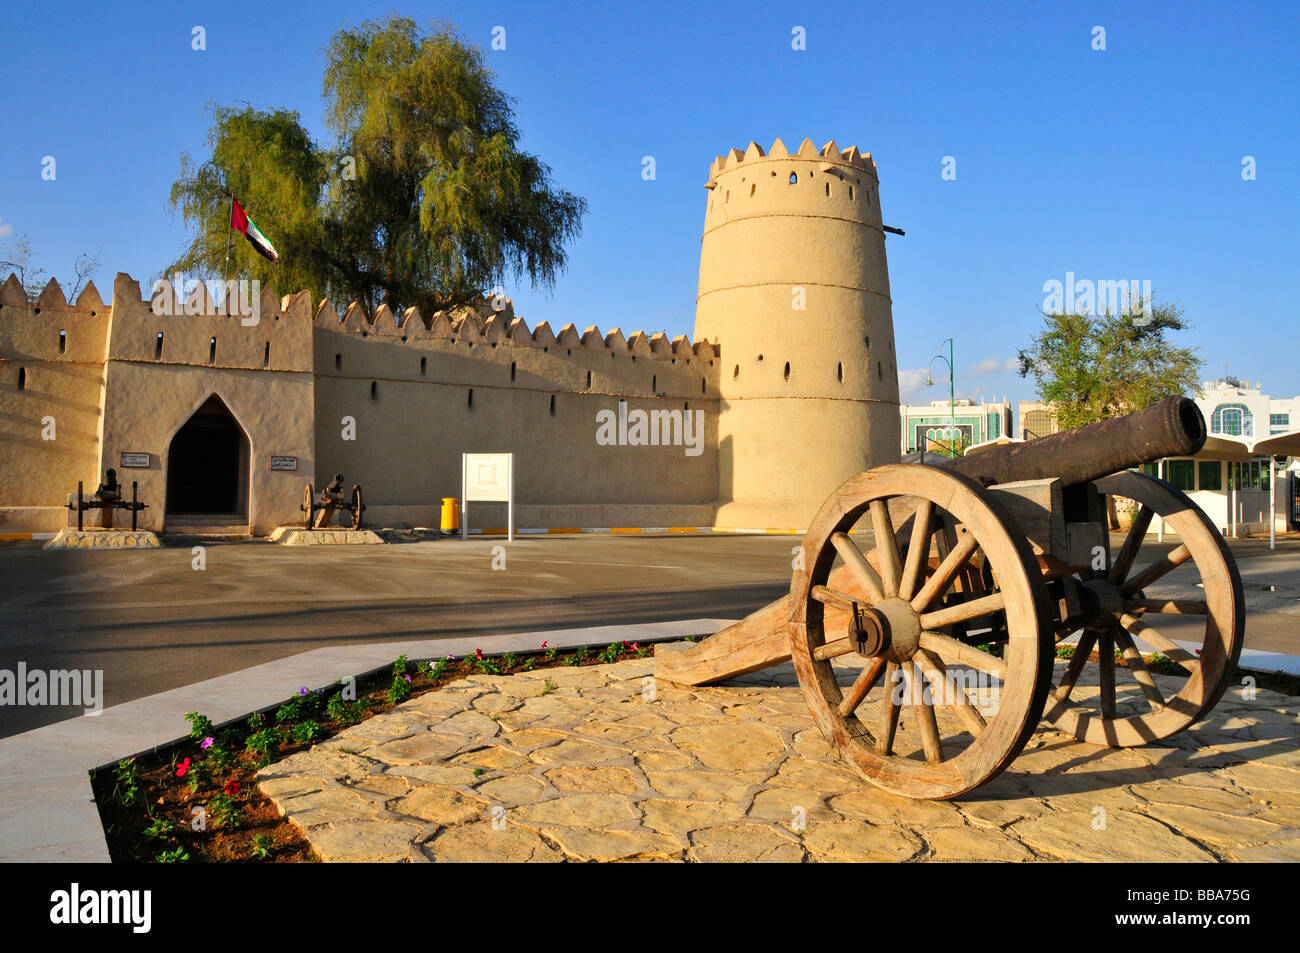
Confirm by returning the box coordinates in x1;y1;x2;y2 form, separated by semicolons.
898;498;935;602
869;499;902;598
830;532;886;604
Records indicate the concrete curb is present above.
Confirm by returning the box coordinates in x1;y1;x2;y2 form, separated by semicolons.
0;618;736;863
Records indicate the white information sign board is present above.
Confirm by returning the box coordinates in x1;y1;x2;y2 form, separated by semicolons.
461;452;514;541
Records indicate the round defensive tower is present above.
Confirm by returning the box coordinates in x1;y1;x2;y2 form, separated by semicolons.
694;137;901;529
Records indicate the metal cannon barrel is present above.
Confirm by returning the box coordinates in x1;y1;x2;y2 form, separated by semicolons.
950;395;1206;488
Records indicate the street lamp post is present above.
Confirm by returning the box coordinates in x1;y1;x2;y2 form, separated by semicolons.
925;338;957;457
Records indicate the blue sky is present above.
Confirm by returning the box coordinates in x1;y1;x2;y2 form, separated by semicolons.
2;0;1296;410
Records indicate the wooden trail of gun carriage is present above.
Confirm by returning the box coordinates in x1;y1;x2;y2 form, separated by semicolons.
656;397;1245;799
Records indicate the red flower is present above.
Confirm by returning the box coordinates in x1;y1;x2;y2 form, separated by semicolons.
175;757;191;778
223;780;241;795
475;648;484;660
541;641;548;650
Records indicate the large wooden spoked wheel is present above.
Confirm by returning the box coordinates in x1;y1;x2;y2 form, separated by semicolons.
350;484;365;530
1043;470;1244;746
301;482;316;530
790;464;1055;800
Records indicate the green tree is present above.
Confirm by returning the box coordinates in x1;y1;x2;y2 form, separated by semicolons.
1017;296;1203;429
166;17;586;316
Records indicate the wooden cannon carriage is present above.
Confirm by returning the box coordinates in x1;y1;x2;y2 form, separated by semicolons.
656;396;1244;799
301;474;366;530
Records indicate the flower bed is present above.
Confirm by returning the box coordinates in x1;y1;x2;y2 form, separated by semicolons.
89;639;659;862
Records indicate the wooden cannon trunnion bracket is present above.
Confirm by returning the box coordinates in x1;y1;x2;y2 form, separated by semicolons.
654;396;1246;800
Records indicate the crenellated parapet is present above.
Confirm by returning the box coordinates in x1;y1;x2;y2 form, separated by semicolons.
706;136;877;182
311;289;719;361
0;274;112;364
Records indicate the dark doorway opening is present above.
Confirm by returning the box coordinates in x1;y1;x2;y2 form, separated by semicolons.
165;395;250;518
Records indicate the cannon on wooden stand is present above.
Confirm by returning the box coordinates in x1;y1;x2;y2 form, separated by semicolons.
67;469;148;531
656;397;1244;799
300;474;365;530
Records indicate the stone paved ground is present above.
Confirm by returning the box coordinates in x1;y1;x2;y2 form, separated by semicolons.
258;650;1300;862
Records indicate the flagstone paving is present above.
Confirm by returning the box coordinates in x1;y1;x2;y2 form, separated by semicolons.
258;650;1300;862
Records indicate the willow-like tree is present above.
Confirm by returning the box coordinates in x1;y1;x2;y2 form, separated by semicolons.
1016;296;1204;429
167;17;586;316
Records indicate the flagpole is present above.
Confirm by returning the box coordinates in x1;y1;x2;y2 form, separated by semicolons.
224;194;234;310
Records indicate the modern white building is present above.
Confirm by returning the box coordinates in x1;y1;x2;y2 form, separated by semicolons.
900;398;1013;457
1143;377;1300;537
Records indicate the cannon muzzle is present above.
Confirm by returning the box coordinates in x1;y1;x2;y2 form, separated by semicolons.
952;395;1206;488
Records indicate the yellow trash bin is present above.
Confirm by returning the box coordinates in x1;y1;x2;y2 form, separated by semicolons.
441;497;460;533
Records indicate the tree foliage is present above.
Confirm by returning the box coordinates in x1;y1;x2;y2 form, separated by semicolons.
167;17;586;315
1017;296;1204;429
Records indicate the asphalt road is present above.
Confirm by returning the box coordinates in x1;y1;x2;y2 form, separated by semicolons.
1;532;1296;739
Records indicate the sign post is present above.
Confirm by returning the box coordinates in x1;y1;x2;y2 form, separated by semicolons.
461;453;514;542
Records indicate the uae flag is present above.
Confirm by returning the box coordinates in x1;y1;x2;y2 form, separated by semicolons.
230;197;280;263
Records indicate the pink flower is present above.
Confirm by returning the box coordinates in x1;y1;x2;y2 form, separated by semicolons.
200;737;214;749
630;642;640;651
475;648;484;660
176;757;191;778
404;674;412;683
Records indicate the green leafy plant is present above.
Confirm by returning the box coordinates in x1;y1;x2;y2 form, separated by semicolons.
521;657;537;672
416;660;432;677
543;643;558;661
1055;645;1075;659
206;744;237;769
249;834;275;860
598;642;621;664
246;726;283;767
209;792;244;829
475;657;502;675
291;720;322;744
635;644;652;659
143;817;181;841
393;654;408;677
112;758;142;807
155;846;189;863
326;692;365;725
541;679;558;695
184;711;215;742
186;760;213;796
430;658;450;680
275;697;304;724
387;674;413;705
500;652;518;670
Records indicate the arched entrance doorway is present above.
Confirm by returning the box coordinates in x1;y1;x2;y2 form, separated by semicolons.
165;395;250;525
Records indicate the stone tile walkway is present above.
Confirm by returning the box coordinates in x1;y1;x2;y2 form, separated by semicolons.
259;651;1300;862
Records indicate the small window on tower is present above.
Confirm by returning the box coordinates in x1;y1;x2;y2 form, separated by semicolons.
59;329;66;353
17;367;26;391
209;337;217;364
263;341;270;367
335;353;341;371
156;332;164;359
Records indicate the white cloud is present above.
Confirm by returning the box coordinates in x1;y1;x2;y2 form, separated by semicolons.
897;367;930;403
967;356;1021;376
0;217;13;238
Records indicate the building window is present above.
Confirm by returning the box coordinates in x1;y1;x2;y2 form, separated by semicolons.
586;370;592;389
510;361;517;383
335;353;341;371
156;333;164;359
1166;459;1195;491
420;356;426;376
1198;460;1222;491
17;367;25;391
1210;403;1253;437
549;395;556;416
1271;413;1290;433
370;381;377;400
209;337;217;364
59;329;66;353
468;388;474;409
263;341;270;367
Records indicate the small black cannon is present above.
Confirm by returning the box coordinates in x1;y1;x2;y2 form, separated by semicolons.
300;474;365;530
67;468;148;531
658;397;1245;799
